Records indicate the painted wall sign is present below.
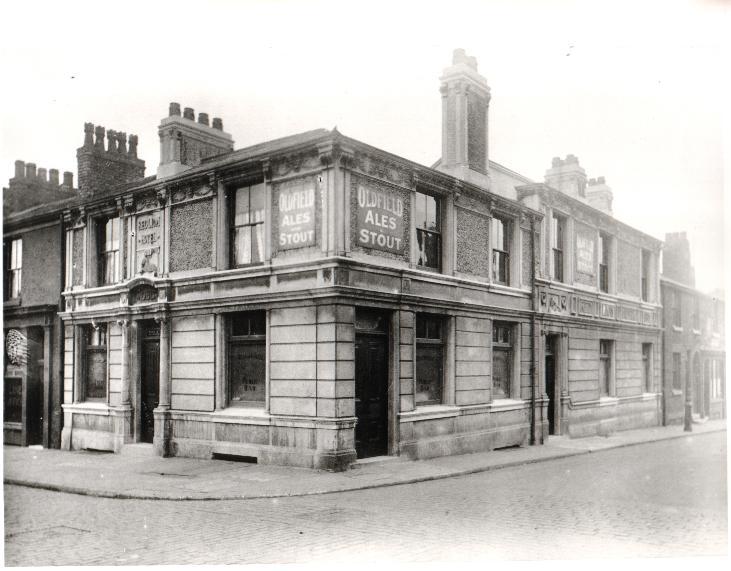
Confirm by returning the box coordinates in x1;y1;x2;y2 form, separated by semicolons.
136;211;161;274
355;184;405;255
277;181;316;250
575;232;595;275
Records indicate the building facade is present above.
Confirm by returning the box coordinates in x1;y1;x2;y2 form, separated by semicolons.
660;232;725;424
4;49;707;469
3;163;77;447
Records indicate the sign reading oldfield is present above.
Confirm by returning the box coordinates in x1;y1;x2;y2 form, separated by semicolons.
278;181;316;250
355;184;405;255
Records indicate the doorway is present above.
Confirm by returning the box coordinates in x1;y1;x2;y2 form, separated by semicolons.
140;322;160;443
545;336;557;435
354;310;389;459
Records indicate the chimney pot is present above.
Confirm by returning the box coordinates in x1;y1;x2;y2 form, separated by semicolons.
117;131;127;154
26;162;36;179
198;112;209;126
183;107;195;120
107;129;117;153
14;160;25;178
169;102;181;116
94;125;106;149
84;122;95;147
598;176;605;184
38;167;47;183
49;169;59;186
128;134;138;158
212;117;223;130
62;171;73;189
551;157;561;167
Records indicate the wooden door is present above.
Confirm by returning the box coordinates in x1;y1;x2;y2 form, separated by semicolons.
355;333;388;458
141;338;160;443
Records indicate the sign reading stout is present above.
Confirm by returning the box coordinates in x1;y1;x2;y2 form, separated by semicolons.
136;211;161;274
278;181;316;250
355;184;405;255
576;232;595;275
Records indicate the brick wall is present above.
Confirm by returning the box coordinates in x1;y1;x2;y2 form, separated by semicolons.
455;209;489;277
617;239;641;298
169;200;213;272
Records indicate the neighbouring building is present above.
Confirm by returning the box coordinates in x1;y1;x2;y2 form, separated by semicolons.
3;50;701;468
3;163;77;447
660;232;725;424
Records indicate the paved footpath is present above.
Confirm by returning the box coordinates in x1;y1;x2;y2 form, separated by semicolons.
4;430;727;564
3;420;726;500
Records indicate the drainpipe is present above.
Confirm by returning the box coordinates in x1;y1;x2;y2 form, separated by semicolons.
530;215;540;445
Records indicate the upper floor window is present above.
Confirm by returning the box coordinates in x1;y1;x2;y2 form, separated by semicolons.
641;249;650;302
231;183;266;267
64;230;73;289
642;343;652;392
491;217;510;285
228;311;266;407
98;217;120;285
415;191;441;270
3;238;22;300
415;314;443;405
692;296;700;331
85;324;108;401
493;322;514;399
551;214;565;282
672;290;682;328
598;233;609;293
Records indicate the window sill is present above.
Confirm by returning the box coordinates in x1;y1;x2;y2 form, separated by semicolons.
62;402;111;415
490;398;526;411
692;329;701;335
3;298;21;307
212;407;271;424
400;405;460;422
672;325;683;332
671;389;683;396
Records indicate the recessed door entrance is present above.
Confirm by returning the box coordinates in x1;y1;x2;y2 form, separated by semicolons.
140;323;160;443
545;337;557;435
354;310;389;459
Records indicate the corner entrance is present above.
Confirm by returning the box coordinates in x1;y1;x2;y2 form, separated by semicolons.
140;322;160;443
354;310;389;459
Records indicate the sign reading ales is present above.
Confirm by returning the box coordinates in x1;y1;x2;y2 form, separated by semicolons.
278;181;316;250
356;184;405;255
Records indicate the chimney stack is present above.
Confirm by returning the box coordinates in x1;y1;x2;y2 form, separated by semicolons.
49;168;59;186
157;101;234;178
76;122;145;198
62;171;74;189
37;167;47;182
586;175;613;215
436;49;492;191
14;160;25;178
662;232;695;287
544;155;588;199
26;163;36;179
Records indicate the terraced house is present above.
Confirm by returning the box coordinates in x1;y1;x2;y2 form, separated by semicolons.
4;50;694;470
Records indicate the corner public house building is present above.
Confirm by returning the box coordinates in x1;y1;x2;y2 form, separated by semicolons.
5;51;676;469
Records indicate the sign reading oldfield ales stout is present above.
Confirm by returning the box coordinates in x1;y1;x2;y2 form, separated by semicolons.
355;184;405;255
278;181;316;250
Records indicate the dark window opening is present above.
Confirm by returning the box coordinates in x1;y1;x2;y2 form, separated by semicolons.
415;314;443;405
228;311;266;407
415;191;441;270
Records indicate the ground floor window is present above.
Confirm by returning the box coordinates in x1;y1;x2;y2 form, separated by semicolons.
599;339;613;396
672;353;682;391
415;314;443;405
710;359;724;399
492;322;513;399
228;311;266;407
85;324;108;401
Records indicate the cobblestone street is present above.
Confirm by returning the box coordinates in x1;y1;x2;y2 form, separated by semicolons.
4;432;727;564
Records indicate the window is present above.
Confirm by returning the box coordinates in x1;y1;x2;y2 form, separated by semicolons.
415;314;443;405
672;353;682;391
642;343;652;392
98;217;119;285
551;214;565;282
692;297;700;331
85;324;107;401
228;311;266;407
4;238;22;300
491;217;510;285
415;191;441;270
231;183;266;266
64;230;73;289
710;359;724;399
599;340;613;396
492;323;513;399
641;249;650;302
672;290;682;328
598;233;609;293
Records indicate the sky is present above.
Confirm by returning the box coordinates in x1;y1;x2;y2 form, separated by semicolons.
1;0;728;293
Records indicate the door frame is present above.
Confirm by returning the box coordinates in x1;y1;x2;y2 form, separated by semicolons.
134;318;161;442
542;329;567;437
